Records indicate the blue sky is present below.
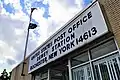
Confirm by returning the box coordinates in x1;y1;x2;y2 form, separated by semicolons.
0;0;92;73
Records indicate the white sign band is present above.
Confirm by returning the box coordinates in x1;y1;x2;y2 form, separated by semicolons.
28;1;108;73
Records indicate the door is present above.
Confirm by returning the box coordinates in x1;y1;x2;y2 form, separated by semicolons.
50;69;68;80
72;64;93;80
50;61;69;80
93;54;120;80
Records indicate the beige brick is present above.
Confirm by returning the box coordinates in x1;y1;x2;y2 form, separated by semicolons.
99;0;120;47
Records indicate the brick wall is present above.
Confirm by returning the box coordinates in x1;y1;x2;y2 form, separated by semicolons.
10;58;31;80
99;0;120;47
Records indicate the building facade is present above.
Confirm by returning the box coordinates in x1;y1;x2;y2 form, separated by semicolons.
11;0;120;80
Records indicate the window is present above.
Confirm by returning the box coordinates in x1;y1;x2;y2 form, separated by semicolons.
71;39;119;80
71;51;93;80
41;72;48;80
34;71;48;80
71;51;89;67
90;40;117;59
34;73;40;80
72;64;93;80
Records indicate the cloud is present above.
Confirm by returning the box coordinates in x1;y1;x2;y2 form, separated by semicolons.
0;0;50;68
6;58;16;65
0;15;31;71
0;15;45;73
0;0;91;72
27;0;85;50
46;0;84;36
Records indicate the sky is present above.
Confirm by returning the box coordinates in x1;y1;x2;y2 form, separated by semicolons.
0;0;93;73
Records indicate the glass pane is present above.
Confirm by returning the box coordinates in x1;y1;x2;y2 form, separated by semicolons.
108;61;116;80
41;72;48;79
99;62;110;80
71;51;89;67
73;68;85;80
50;69;62;77
50;69;69;80
90;40;117;59
72;64;92;80
112;58;120;79
93;54;120;80
119;57;120;61
94;65;100;80
87;67;92;80
35;73;40;80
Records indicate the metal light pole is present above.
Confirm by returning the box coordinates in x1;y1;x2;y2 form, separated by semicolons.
21;8;37;76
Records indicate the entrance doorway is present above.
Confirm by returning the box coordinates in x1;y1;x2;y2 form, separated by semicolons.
93;54;120;80
50;61;69;80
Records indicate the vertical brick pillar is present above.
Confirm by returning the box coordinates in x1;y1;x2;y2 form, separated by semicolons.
99;0;120;47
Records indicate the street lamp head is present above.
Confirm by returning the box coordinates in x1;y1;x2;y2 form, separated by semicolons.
28;23;37;29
